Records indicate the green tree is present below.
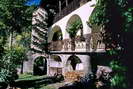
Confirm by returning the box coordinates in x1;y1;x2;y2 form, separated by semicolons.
0;0;34;49
0;0;34;88
0;45;27;88
66;19;82;50
89;0;133;88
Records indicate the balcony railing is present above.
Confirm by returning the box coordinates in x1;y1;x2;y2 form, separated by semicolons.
48;40;63;51
48;36;105;52
48;38;87;51
53;0;81;23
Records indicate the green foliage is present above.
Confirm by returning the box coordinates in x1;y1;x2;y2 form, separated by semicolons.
88;0;132;88
67;19;82;38
0;0;34;52
15;73;63;88
89;0;109;27
89;0;133;32
123;8;133;32
66;19;82;50
0;0;34;87
0;68;18;84
0;45;26;84
110;60;126;72
5;45;27;66
0;0;34;33
17;74;47;81
110;60;127;88
111;74;127;88
34;57;44;66
15;32;31;49
107;49;118;55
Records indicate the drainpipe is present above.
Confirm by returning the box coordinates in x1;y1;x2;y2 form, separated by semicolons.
59;0;62;12
65;0;68;6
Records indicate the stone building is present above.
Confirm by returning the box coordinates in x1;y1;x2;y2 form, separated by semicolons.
23;0;105;77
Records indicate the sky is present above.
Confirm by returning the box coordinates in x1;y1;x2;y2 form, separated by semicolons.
25;0;41;6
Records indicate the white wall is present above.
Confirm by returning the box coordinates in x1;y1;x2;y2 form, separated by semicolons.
48;0;96;42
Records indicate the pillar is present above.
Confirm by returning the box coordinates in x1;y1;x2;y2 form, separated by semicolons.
82;55;91;74
47;55;51;75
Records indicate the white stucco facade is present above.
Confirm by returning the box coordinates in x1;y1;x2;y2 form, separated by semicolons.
24;0;106;78
48;0;96;42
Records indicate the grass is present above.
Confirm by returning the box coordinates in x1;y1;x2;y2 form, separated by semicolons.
14;73;64;89
29;84;56;89
17;73;48;81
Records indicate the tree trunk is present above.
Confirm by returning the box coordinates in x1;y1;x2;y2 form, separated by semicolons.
9;31;13;49
71;37;75;51
20;61;23;74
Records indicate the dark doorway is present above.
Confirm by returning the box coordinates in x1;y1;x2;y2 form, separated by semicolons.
33;56;47;75
67;55;82;70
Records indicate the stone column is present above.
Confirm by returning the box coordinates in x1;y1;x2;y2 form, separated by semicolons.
23;59;34;73
61;55;69;75
82;55;91;74
23;51;34;74
84;34;91;52
47;55;51;75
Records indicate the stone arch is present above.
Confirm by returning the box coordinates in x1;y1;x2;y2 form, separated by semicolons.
33;56;47;75
49;55;63;75
51;55;62;62
66;14;84;38
49;25;63;42
66;14;84;50
66;55;83;71
49;25;63;51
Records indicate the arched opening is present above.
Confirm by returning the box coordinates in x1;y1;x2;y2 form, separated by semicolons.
52;30;63;41
66;14;83;38
66;55;83;71
66;15;84;50
52;26;63;41
33;56;47;75
49;55;62;75
89;8;105;51
65;55;84;82
50;26;63;51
